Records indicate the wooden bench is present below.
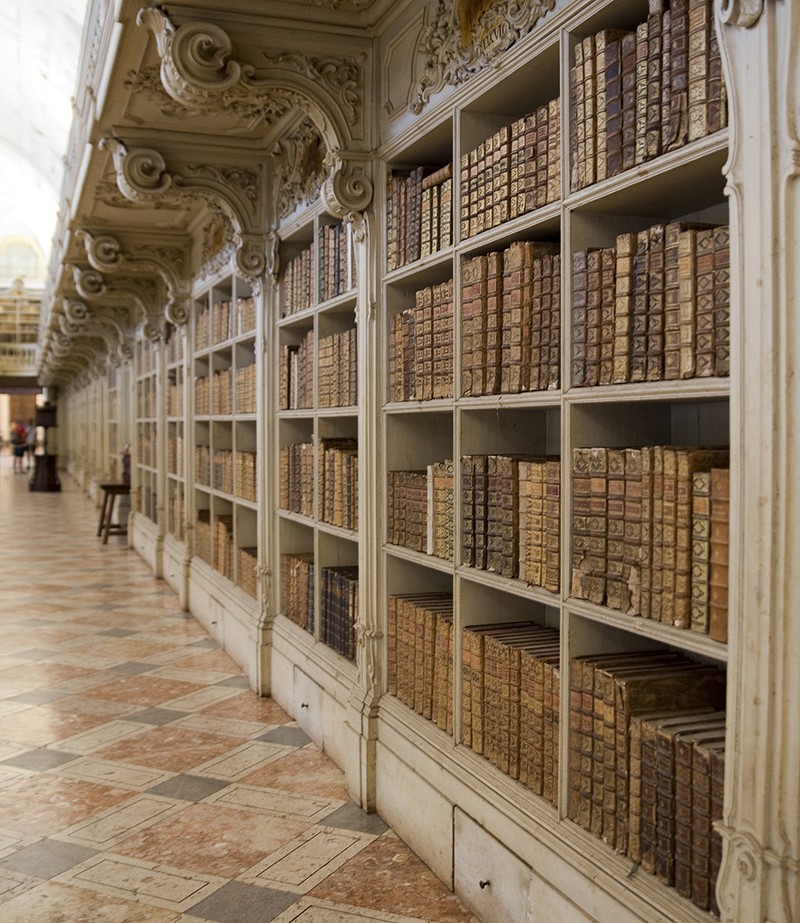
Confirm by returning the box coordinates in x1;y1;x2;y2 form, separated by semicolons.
97;483;130;544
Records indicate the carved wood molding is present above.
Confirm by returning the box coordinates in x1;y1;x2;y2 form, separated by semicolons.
136;6;373;217
409;0;556;114
76;229;192;327
100;135;269;284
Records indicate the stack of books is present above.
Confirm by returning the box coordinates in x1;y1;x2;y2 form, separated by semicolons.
462;454;560;591
281;552;314;632
235;363;257;413
462;242;561;396
321;565;359;661
318;327;357;408
279;442;314;517
386;163;453;271
462;623;560;801
319;439;359;530
461;98;561;240
235;450;257;502
279;331;314;411
568;651;726;911
570;0;726;192
318;223;356;301
237;546;258;598
280;243;314;318
388;280;454;402
571;222;730;386
387;593;454;733
571;445;730;639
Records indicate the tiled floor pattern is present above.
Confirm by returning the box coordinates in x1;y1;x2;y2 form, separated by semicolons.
0;461;477;923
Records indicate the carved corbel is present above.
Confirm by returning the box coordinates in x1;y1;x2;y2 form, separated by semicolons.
137;6;374;218
320;149;373;220
75;229;192;327
720;0;764;28
101;135;267;285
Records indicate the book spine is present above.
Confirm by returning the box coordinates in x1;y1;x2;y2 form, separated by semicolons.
645;3;664;160
663;222;682;380
605;448;627;613
630;230;650;382
584;249;602;386
613;232;636;384
708;467;730;643
687;0;711;142
646;223;666;381
694;227;716;377
571;249;589;387
713;225;731;377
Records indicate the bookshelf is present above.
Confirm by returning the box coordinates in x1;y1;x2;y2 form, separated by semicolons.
133;336;159;524
165;325;186;543
107;365;119;481
49;0;798;919
276;212;360;664
377;1;730;919
191;274;259;598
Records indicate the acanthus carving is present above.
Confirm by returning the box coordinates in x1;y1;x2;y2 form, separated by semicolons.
720;0;765;28
270;118;327;219
101;136;268;284
321;149;373;219
410;0;556;114
137;7;373;217
75;229;192;327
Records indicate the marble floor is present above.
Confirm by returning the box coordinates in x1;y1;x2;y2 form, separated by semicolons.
0;459;477;923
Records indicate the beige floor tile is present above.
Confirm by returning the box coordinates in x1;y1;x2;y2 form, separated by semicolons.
55;855;224;914
57;794;186;849
54;757;175;791
50;720;152;754
0;880;184;922
191;741;293;780
204;784;344;823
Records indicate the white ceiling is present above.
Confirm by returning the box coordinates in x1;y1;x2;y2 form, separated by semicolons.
0;0;86;264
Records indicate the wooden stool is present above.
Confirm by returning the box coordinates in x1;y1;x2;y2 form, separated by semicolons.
97;483;130;544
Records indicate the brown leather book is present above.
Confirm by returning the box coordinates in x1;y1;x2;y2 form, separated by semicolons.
709;467;730;642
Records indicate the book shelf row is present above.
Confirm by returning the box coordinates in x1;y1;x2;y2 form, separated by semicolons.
461;97;560;240
195;295;256;350
280;220;357;317
572;445;730;640
386;163;453;271
568;651;726;914
280;439;359;531
570;0;726;192
280;326;359;412
195;447;257;501
280;553;359;664
194;364;257;417
572;221;729;388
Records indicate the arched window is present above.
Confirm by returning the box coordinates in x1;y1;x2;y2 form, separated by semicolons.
0;238;43;281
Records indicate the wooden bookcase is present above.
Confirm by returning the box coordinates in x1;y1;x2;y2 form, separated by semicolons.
275;211;360;664
133;336;159;524
376;1;730;920
191;274;259;597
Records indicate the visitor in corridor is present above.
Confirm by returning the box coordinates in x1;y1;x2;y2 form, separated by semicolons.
24;419;36;472
9;422;26;473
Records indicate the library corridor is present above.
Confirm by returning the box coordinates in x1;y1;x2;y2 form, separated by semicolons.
0;465;475;923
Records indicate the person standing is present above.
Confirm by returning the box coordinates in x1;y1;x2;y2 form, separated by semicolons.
24;419;36;472
10;422;25;473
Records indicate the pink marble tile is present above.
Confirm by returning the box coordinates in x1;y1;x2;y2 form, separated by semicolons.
0;775;131;836
94;725;243;772
201;691;290;725
241;748;350;801
310;832;474;923
171;651;239;673
0;706;113;745
0;663;95;691
112;802;310;878
86;676;203;707
0;880;183;922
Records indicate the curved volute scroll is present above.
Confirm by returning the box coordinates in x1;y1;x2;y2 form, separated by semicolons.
136;5;374;219
715;1;800;922
100;135;268;286
58;297;135;364
75;229;193;328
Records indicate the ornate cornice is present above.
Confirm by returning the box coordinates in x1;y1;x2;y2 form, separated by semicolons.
58;298;134;366
270;118;327;219
76;229;192;326
410;0;556;114
720;0;765;28
100;135;269;282
65;257;165;343
136;6;373;216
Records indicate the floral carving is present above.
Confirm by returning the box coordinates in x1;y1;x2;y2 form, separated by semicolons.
410;0;556;114
271;118;327;218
